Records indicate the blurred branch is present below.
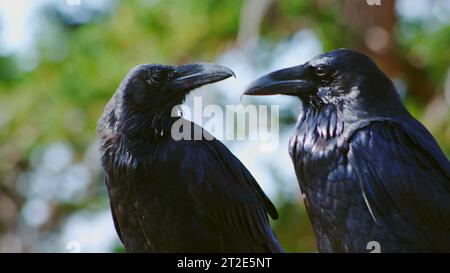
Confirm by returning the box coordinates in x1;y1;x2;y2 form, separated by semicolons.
0;159;28;210
236;0;272;47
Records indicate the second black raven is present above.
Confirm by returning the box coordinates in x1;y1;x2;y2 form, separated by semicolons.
97;63;282;252
244;49;450;252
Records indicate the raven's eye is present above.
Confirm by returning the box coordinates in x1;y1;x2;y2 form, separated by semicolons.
314;65;330;77
146;70;165;86
150;72;162;83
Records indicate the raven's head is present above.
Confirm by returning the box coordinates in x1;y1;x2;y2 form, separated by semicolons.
100;63;234;138
119;63;234;116
243;49;405;119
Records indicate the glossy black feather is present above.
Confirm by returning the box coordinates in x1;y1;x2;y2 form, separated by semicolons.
348;121;450;251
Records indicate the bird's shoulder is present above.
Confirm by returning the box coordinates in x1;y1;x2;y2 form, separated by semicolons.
347;119;450;181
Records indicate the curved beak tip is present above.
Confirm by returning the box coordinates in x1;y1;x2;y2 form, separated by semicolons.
242;80;264;96
224;67;236;79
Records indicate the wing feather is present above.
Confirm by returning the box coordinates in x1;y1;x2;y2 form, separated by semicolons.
348;121;450;251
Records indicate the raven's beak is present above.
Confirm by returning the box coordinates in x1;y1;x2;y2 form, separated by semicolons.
243;65;312;96
170;63;235;92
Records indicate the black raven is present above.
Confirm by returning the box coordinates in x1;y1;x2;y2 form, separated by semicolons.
97;63;282;252
243;49;450;252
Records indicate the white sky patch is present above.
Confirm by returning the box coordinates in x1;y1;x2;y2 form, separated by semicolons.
21;198;51;227
0;0;44;55
396;0;450;24
0;0;114;57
